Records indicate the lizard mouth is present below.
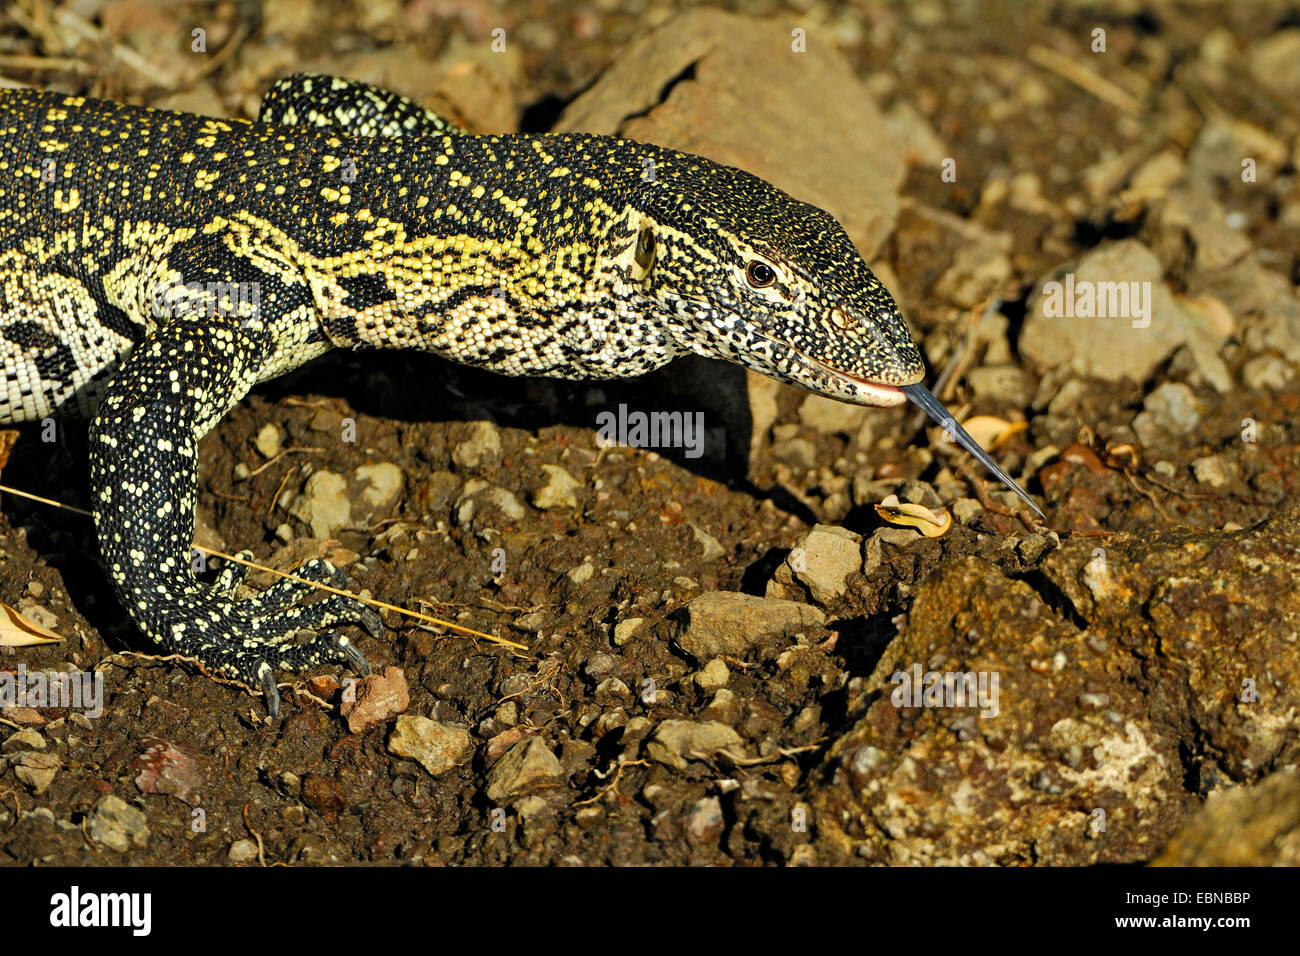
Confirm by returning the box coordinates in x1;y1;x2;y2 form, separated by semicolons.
730;320;913;407
808;358;910;407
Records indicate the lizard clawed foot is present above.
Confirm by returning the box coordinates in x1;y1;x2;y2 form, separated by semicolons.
240;627;374;721
258;634;370;720
155;556;383;718
232;624;375;720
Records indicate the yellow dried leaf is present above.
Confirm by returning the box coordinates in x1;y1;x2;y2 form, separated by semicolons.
0;602;64;646
874;494;952;537
961;415;1027;452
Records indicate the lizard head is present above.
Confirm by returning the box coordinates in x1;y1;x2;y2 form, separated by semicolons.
598;150;1044;519
602;155;924;407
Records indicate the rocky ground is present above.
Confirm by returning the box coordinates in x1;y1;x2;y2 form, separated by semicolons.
2;0;1299;866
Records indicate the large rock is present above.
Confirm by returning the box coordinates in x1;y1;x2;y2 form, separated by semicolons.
646;719;745;771
1215;259;1300;365
672;591;825;662
1249;30;1300;100
388;715;471;777
87;795;150;854
1153;771;1300;866
1145;189;1252;275
1020;239;1230;386
1130;382;1202;445
557;9;905;261
485;738;563;802
812;510;1300;865
767;524;863;605
289;464;404;538
342;667;410;734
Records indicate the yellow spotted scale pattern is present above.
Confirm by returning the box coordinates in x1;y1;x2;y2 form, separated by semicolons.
0;74;925;716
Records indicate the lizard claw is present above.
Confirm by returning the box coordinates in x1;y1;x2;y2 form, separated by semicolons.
357;606;383;639
336;635;372;676
258;663;280;720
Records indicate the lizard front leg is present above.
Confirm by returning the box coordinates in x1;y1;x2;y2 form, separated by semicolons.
89;273;377;718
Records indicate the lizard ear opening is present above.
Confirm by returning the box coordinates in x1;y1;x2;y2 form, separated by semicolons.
632;226;656;280
603;208;657;284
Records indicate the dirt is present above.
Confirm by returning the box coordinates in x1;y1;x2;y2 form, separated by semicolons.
2;0;1300;866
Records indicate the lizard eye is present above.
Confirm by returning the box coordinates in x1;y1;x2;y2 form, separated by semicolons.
745;260;776;288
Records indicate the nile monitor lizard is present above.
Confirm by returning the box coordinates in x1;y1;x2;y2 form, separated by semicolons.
0;73;1043;717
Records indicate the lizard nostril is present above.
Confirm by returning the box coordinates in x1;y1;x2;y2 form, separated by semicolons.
830;306;855;330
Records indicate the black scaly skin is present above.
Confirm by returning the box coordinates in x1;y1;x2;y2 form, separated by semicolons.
0;74;1035;717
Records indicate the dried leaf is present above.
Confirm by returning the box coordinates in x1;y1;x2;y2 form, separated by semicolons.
0;602;64;646
961;415;1027;452
874;494;952;537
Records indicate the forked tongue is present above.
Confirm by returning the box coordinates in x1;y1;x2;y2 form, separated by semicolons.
901;383;1045;521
